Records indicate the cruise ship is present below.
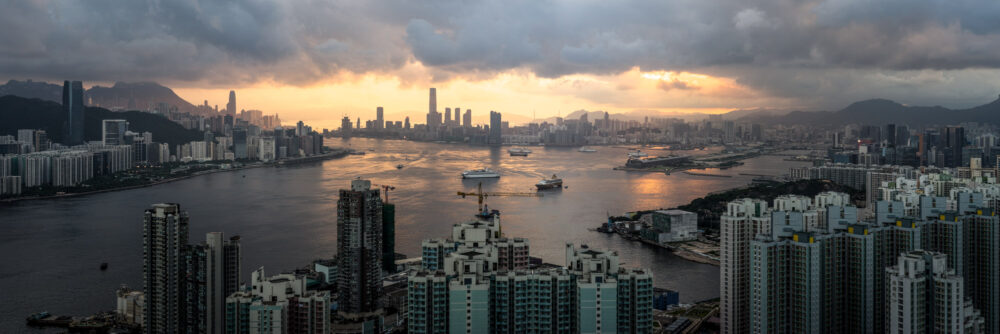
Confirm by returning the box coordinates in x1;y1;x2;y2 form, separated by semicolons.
462;168;501;179
508;147;532;156
536;174;563;190
578;146;597;152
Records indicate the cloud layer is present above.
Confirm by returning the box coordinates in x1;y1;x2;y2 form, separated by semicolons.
3;0;1000;109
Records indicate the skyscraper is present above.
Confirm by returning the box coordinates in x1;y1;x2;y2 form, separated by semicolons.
404;116;410;129
232;128;247;160
445;107;451;125
63;80;85;145
376;106;384;130
226;90;236;116
427;88;440;131
336;179;383;314
886;250;984;333
489;111;502;145
453;107;460;126
143;203;190;334
102;119;129;146
463;109;471;128
205;232;240;334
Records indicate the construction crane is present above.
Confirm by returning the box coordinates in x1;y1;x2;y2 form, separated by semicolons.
457;182;542;212
372;184;396;203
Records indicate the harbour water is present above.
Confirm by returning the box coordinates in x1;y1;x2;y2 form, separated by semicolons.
0;138;810;331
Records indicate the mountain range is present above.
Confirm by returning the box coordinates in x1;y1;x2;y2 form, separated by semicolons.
0;80;206;114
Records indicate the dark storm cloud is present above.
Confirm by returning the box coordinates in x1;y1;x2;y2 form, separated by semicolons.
3;0;1000;107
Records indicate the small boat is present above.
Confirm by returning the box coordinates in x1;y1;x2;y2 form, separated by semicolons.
508;147;532;156
368;148;375;152
100;262;108;271
396;164;404;169
536;174;563;190
462;168;501;179
578;146;597;152
627;150;648;158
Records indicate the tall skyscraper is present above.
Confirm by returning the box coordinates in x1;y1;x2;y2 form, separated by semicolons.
226;90;236;116
205;232;240;334
886;250;984;334
143;203;190;334
102;119;129;146
426;88;440;131
336;179;383;314
232;128;247;159
463;109;471;128
453;107;460;126
404;116;410;129
720;199;769;334
63;80;85;145
489;111;502;145
376;106;384;130
382;202;396;274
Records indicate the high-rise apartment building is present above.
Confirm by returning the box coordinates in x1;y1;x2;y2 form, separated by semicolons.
143;203;190;334
225;267;330;334
336;179;383;314
408;210;653;333
463;109;472;128
63;80;85;145
886;250;984;333
720;198;769;334
205;232;240;334
376;106;384;130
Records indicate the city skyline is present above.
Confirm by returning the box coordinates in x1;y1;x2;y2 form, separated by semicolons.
7;1;1000;130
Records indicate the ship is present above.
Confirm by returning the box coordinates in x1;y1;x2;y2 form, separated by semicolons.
462;168;501;179
396;164;404;169
535;174;563;190
508;147;532;156
627;150;648;158
578;146;597;152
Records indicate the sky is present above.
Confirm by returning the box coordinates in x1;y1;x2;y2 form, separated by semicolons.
4;0;1000;129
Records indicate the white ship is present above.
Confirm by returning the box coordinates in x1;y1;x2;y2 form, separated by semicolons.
462;168;501;179
627;150;648;158
508;147;532;156
578;146;597;152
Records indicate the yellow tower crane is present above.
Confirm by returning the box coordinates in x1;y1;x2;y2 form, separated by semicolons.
457;182;542;212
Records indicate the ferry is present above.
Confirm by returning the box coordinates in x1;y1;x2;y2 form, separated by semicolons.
508;148;532;156
578;146;597;152
462;168;501;179
535;174;563;190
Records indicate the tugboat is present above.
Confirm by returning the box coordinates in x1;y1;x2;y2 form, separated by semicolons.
535;174;563;190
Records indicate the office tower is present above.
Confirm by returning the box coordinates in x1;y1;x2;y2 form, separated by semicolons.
376;107;384;130
226;90;236;115
205;232;240;334
63;80;85;145
382;202;396;274
341;116;352;133
232;128;247;159
886;250;984;334
143;203;190;334
453;107;460;126
489;111;502;145
336;179;383;314
463;109;471;128
428;88;436;115
885;123;897;146
404;116;410;129
102;119;129;146
720;199;769;334
444;107;451;124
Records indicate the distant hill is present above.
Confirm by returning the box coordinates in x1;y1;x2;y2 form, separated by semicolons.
0;95;203;147
0;80;62;103
739;96;1000;127
0;80;208;114
87;81;200;112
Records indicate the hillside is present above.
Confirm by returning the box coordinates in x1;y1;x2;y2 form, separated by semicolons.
0;95;203;147
740;95;1000;127
676;179;864;229
87;81;199;112
0;79;62;103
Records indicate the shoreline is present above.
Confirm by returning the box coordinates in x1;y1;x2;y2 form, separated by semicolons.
1;150;350;204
